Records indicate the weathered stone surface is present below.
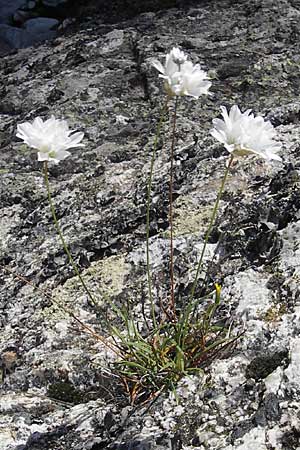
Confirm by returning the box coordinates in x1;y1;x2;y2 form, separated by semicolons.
0;24;35;48
1;0;300;449
0;0;25;24
0;19;58;49
23;17;59;33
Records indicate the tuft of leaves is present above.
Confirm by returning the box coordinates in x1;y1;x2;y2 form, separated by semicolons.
110;285;240;404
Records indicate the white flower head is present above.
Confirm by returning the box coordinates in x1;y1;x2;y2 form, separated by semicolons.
151;47;211;98
211;105;282;162
180;61;211;98
170;47;187;66
16;115;84;164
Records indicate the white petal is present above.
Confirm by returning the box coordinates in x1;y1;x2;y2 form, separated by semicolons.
37;152;50;162
210;128;227;144
69;132;85;146
151;59;165;74
165;54;179;77
16;115;84;164
54;150;71;161
16;122;34;138
211;105;281;163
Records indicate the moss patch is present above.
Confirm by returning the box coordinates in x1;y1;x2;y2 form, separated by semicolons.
47;381;84;404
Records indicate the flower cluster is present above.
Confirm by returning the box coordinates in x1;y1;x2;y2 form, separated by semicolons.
151;47;211;98
16;49;282;165
16;116;84;164
210;105;282;162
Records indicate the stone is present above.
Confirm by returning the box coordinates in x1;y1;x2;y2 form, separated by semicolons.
27;1;36;9
0;21;57;49
0;37;14;56
13;9;33;25
0;24;34;48
0;0;25;24
23;17;59;33
264;393;281;421
246;351;289;381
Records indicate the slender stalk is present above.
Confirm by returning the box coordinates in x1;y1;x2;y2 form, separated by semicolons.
190;155;234;300
146;97;170;328
43;162;98;308
168;96;178;316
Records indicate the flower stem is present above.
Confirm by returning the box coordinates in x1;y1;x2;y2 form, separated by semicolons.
43;162;98;308
190;155;234;300
169;96;178;316
146;97;169;329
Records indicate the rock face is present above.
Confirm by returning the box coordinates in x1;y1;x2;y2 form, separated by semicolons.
0;0;69;53
0;19;58;50
0;0;25;24
1;0;300;449
0;0;180;54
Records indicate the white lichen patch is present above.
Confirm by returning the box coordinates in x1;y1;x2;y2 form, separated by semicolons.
234;427;267;450
279;221;300;299
0;393;52;448
146;375;205;435
211;355;248;392
264;366;284;395
284;337;300;391
234;269;272;320
0;393;52;414
101;29;125;54
0;429;16;450
267;426;284;450
0;395;111;449
279;221;300;268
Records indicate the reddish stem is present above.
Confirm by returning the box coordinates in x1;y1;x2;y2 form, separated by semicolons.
169;96;178;316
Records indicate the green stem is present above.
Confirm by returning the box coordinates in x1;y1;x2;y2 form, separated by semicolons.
190;155;234;300
43;161;98;308
169;96;178;316
146;97;170;328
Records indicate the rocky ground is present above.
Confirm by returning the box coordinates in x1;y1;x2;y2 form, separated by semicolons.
1;0;300;449
0;0;183;55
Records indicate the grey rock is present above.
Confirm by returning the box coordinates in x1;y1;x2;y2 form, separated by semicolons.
231;419;254;441
41;0;68;7
0;37;14;56
27;1;36;9
23;17;59;33
264;393;281;421
246;350;289;381
0;24;34;48
252;407;267;427
113;441;152;450
13;9;33;24
0;0;25;24
0;18;58;49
